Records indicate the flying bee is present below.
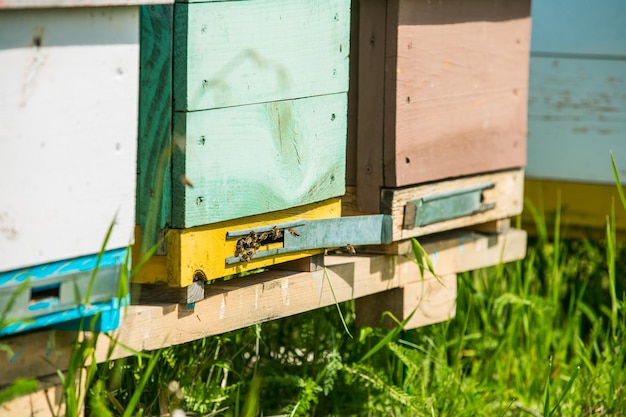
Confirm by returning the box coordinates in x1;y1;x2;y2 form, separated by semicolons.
179;175;194;188
345;244;356;255
287;228;300;237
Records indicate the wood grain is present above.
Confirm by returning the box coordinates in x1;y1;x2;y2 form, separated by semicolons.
172;94;347;228
355;0;388;212
0;7;138;271
344;169;524;241
387;0;530;186
1;228;526;386
355;274;457;330
173;0;350;112
136;4;173;253
526;57;626;184
133;199;341;287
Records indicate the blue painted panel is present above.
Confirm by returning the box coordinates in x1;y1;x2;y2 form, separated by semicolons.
526;57;626;183
0;249;129;336
531;0;626;56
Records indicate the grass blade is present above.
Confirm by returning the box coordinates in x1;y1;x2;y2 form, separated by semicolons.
610;151;626;212
323;267;353;339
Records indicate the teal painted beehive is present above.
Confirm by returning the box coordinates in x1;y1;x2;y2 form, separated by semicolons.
137;0;351;245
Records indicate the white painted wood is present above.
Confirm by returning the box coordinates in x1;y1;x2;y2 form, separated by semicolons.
0;0;172;9
0;7;139;271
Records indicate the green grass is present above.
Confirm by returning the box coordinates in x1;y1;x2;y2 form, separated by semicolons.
84;221;626;416
7;158;626;416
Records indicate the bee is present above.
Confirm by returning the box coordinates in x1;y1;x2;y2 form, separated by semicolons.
179;175;194;188
287;228;300;237
345;244;356;255
271;226;283;240
258;231;269;242
240;249;256;263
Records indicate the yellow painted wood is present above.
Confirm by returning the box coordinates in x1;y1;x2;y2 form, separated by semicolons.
523;179;626;238
133;198;341;287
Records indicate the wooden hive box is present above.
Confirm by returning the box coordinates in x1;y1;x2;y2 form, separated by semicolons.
135;0;368;294
347;0;531;241
0;0;166;335
524;0;626;238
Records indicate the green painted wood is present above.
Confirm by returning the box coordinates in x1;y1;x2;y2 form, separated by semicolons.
224;215;392;264
172;93;347;228
173;0;350;112
137;4;173;252
527;57;626;184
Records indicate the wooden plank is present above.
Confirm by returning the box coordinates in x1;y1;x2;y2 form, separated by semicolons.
355;0;387;212
360;229;527;278
0;373;85;417
0;7;139;271
376;169;524;242
523;179;626;237
531;0;626;56
172;94;346;228
386;0;530;187
1;228;526;385
136;4;173;253
526;57;626;184
355;274;457;330
270;254;325;273
463;218;511;234
173;0;350;112
0;0;172;9
345;0;359;187
133;199;341;287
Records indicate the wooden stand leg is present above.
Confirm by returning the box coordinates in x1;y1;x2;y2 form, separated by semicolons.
132;279;205;305
269;254;325;272
356;274;457;330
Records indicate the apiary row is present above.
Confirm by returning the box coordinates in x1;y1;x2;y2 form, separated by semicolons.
0;0;531;336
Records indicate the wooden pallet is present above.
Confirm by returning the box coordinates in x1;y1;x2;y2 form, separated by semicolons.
0;228;526;388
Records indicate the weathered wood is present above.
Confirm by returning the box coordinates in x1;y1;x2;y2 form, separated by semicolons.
136;4;173;253
355;0;387;212
132;279;204;305
526;57;626;184
354;169;524;242
531;0;626;56
1;228;526;385
360;229;527;278
270;254;325;273
464;218;511;234
0;0;171;9
134;199;342;287
172;94;347;228
523;179;626;237
345;0;359;187
386;0;530;187
173;0;350;112
0;7;138;271
355;274;457;330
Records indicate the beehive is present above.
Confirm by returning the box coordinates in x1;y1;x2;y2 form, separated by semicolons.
0;0;159;334
135;0;354;288
524;0;626;237
346;0;530;239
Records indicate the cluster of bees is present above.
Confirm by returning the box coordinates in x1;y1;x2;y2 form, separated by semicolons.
235;226;300;263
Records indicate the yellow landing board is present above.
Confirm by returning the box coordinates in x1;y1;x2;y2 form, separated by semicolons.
133;198;341;287
523;179;626;239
